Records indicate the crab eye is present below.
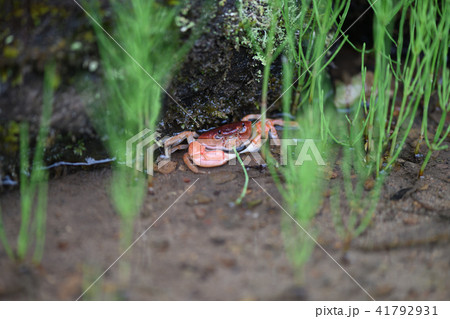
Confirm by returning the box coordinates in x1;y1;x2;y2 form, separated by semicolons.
215;130;222;139
240;123;247;133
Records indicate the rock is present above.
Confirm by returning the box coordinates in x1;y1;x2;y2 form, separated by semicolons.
333;71;374;109
209;171;236;184
186;193;213;205
219;257;237;268
151;239;170;252
402;216;419;225
210;237;227;246
245;198;263;208
160;1;279;133
194;206;207;219
57;241;69;251
374;284;394;297
390;187;413;200
156;159;177;174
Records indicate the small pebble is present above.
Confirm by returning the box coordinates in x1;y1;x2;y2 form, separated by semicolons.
151;239;170;252
194;207;207;219
219;257;236;268
186;193;213;205
157;160;177;174
210;237;227;246
374;284;394;297
209;172;236;184
245;198;262;208
403;216;419;225
57;241;69;251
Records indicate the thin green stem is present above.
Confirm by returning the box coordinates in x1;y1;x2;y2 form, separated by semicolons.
233;147;249;205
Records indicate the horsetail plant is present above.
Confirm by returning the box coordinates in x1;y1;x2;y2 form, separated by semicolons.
88;0;189;249
0;63;54;263
416;1;450;176
244;0;350;276
367;0;449;176
265;0;350;273
272;57;328;278
324;0;449;243
83;0;206;295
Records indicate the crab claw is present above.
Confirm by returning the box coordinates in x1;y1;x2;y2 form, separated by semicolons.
163;131;198;158
184;141;236;174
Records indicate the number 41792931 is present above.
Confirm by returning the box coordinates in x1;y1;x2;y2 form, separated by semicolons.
375;305;437;316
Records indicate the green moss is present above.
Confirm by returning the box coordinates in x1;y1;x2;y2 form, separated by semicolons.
221;0;314;65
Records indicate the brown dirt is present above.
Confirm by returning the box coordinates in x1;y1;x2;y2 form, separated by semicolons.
0;138;449;301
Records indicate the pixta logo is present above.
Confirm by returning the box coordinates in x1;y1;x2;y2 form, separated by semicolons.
125;129;165;176
126;128;325;175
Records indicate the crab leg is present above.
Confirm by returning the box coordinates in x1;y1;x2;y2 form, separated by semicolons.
168;144;188;153
240;120;276;153
241;114;261;121
162;131;198;158
240;114;299;152
185;141;236;173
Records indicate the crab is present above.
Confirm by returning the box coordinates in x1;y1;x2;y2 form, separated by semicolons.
161;114;297;173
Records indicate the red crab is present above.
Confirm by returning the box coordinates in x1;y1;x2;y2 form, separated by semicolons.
162;114;297;173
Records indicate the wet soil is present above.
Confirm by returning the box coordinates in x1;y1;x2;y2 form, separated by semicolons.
1;0;449;302
0;136;449;300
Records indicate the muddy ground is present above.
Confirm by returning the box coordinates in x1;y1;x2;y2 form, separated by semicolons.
0;134;449;300
1;0;449;301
